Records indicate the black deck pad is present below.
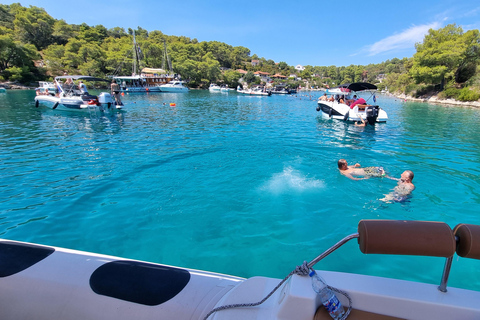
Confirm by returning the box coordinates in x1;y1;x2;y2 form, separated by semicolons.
90;260;191;306
0;241;55;277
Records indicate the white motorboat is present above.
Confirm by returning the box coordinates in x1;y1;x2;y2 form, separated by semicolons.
158;80;189;92
1;219;479;320
34;75;123;112
237;85;271;96
270;84;291;94
220;85;235;92
209;83;221;92
316;82;388;124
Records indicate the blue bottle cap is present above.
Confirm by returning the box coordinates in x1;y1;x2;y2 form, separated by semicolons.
309;270;315;277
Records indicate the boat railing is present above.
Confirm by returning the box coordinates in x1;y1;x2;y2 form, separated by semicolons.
307;220;480;293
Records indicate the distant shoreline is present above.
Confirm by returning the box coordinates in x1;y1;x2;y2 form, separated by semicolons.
3;81;480;108
390;92;480;108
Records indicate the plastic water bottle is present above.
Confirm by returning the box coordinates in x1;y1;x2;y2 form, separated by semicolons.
309;270;345;319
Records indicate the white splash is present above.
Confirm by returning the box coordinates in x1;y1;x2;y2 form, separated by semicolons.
261;166;324;194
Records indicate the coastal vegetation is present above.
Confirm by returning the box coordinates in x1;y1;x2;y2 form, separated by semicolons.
1;4;479;100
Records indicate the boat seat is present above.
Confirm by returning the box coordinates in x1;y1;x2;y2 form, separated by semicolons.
454;223;480;259
0;241;55;277
357;220;456;257
90;260;190;306
314;306;405;320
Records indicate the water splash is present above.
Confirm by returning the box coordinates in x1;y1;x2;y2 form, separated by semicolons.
261;166;324;194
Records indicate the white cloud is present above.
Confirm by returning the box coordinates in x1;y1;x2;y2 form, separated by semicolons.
359;22;442;57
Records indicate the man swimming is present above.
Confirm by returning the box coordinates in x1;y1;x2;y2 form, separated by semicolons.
380;170;415;202
337;159;386;181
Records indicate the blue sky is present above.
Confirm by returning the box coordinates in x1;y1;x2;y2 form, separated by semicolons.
5;0;480;67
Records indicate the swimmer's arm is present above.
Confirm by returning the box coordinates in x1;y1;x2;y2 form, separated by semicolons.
343;172;370;181
384;175;399;181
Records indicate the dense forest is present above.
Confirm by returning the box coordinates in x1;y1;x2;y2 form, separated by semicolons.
1;4;479;101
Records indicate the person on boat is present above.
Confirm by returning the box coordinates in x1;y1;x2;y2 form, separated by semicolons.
380;170;415;202
111;80;122;105
338;159;386;180
319;93;328;101
327;95;335;102
78;81;88;95
350;97;366;109
346;95;356;105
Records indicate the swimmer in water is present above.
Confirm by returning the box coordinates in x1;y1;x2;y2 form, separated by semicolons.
337;159;386;181
380;170;415;202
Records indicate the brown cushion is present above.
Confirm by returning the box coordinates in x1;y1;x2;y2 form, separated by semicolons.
358;220;455;257
454;223;480;259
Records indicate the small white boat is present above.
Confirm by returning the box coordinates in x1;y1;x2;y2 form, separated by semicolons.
220;85;234;92
316;82;388;124
2;219;479;320
237;85;271;96
34;75;123;112
270;85;291;94
158;80;189;93
209;83;221;92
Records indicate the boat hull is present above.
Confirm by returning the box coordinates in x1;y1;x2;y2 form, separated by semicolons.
35;94;122;112
317;101;388;123
120;86;162;93
158;84;189;92
1;237;480;320
0;239;242;320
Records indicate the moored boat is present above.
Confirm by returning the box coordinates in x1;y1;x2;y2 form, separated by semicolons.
34;75;123;112
269;84;291;94
112;34;175;93
158;80;189;92
220;85;234;92
316;82;388;124
2;219;479;320
237;85;271;96
209;83;221;92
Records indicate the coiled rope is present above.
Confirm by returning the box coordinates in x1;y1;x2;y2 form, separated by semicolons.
202;261;352;320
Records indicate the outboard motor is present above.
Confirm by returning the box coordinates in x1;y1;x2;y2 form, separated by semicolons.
365;106;379;125
98;92;114;105
98;92;121;110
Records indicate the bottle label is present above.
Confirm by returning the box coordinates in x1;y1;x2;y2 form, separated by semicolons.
324;295;342;314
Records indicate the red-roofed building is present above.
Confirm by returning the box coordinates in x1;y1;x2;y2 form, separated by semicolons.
236;69;248;74
254;71;271;82
272;74;287;79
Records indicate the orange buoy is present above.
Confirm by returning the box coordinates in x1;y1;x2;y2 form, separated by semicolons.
121;92;125;96
170;103;176;107
146;88;149;92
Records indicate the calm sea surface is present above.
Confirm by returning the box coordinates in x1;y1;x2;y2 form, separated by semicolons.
1;89;480;290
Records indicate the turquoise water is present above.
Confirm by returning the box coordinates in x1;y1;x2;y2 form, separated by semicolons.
1;90;480;291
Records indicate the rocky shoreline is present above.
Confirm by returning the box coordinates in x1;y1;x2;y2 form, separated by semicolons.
392;93;480;108
0;82;36;90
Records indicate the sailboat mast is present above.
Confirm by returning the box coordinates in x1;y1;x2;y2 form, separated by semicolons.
163;40;173;74
133;32;138;76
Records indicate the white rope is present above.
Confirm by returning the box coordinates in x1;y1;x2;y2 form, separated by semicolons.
202;261;352;320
